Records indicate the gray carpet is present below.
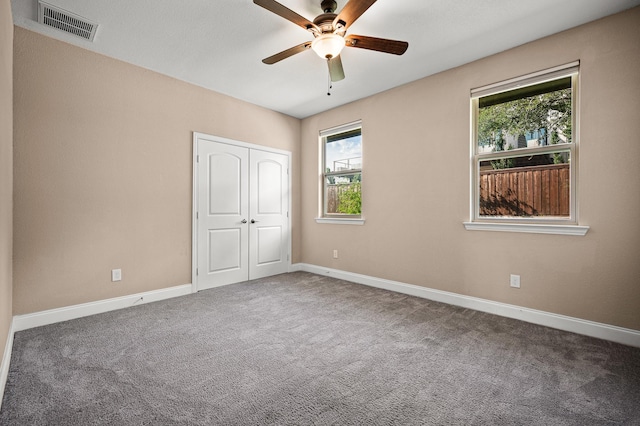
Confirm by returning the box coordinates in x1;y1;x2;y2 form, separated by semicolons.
1;272;639;425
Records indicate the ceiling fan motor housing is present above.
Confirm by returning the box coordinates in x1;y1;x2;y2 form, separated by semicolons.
313;13;338;33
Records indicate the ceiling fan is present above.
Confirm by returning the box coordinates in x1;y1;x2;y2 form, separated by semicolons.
254;0;409;83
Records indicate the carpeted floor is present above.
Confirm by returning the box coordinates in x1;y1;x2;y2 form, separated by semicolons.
1;272;639;425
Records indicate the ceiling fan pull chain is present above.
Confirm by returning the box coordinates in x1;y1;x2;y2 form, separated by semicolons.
327;59;333;96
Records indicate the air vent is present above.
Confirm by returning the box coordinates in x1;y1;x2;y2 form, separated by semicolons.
38;1;98;42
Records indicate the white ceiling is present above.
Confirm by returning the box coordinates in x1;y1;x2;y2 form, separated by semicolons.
11;0;640;118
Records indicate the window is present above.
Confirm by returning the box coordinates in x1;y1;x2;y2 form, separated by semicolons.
467;62;587;235
317;121;363;223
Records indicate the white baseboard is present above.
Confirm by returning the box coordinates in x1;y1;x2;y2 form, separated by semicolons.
288;263;303;272
293;263;640;348
0;317;15;411
12;284;193;333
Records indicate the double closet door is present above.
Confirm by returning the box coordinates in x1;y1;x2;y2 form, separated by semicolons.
195;137;290;291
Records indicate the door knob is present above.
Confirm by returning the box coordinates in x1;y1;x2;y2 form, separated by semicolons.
251;219;259;224
241;219;247;224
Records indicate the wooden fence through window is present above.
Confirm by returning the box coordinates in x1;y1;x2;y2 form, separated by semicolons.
327;185;339;214
479;163;570;216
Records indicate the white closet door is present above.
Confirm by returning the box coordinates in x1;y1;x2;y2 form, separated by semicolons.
249;149;289;280
197;141;249;290
195;136;290;290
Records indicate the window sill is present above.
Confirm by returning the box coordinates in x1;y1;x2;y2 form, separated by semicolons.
316;217;365;225
463;222;589;236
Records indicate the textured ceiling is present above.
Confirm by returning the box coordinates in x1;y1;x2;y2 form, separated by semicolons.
11;0;640;118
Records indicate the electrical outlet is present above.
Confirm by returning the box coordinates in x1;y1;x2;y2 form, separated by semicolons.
112;268;122;282
333;249;338;259
510;274;520;288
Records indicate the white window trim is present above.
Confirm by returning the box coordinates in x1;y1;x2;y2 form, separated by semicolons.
467;62;588;236
315;217;365;225
463;222;588;236
317;120;364;225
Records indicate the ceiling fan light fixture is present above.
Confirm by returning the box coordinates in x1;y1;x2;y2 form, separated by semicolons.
311;33;345;59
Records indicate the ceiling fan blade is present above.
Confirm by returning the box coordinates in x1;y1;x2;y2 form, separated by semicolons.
333;0;377;30
345;34;409;55
254;0;319;32
262;42;312;64
328;55;345;82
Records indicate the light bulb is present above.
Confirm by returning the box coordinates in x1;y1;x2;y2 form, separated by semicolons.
311;34;346;59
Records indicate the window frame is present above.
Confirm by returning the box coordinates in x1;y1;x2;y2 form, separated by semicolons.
466;62;588;235
316;120;364;225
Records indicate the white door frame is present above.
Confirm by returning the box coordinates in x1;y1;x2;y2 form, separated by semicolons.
192;132;292;293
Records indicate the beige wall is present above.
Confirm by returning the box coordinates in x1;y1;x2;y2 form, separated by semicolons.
1;0;13;363
12;27;301;314
300;8;640;331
